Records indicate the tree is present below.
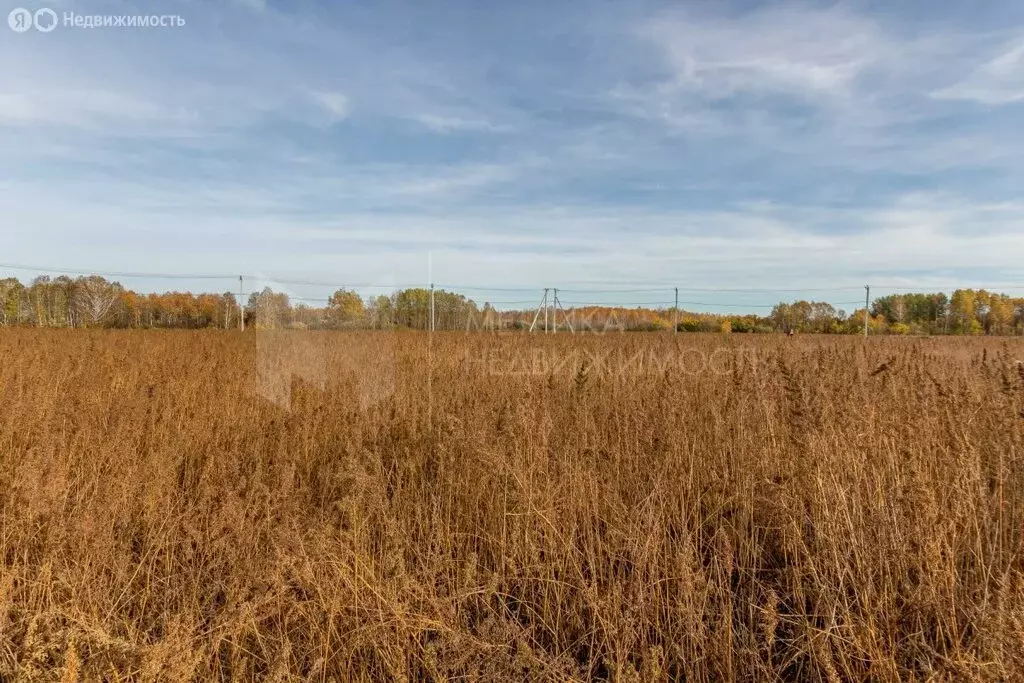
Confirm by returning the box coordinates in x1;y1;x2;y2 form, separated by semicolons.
247;288;291;330
327;289;365;327
220;292;238;330
771;300;822;332
118;290;143;328
366;295;394;329
770;303;794;333
985;293;1014;335
393;288;430;329
1;274;1022;336
0;278;24;326
75;276;122;328
872;292;949;334
950;289;979;334
55;276;78;327
809;302;837;333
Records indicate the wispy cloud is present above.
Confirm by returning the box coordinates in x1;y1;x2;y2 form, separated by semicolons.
413;113;513;133
0;90;197;128
637;6;885;101
310;91;351;123
932;37;1024;104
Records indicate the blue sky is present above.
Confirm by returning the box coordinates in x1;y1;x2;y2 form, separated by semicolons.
2;0;1023;311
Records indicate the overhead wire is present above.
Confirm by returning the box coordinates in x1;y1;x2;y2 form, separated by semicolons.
2;262;1017;311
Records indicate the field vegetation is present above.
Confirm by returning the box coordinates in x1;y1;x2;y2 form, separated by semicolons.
1;329;1022;680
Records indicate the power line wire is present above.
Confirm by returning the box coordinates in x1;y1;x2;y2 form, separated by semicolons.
248;276;417;289
559;286;868;293
427;284;542;293
0;262;237;280
3;263;1020;309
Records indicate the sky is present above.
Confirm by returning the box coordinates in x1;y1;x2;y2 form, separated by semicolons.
2;0;1023;311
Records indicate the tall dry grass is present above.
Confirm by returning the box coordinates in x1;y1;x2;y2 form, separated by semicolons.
0;329;1022;681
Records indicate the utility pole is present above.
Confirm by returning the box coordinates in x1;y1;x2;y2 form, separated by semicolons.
864;285;870;338
674;287;679;334
529;288;549;333
239;275;244;332
552;288;558;334
430;282;435;332
553;289;574;334
544;288;549;333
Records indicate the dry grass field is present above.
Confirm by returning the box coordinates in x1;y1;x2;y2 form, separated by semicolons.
1;329;1023;681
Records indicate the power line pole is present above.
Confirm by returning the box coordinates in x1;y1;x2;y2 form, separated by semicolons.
430;282;435;332
544;288;549;334
529;288;548;333
864;284;870;338
674;287;679;334
239;275;244;332
552;288;558;334
552;288;574;334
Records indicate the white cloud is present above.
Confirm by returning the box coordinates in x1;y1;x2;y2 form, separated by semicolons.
0;90;196;129
637;6;887;101
595;7;1024;182
932;38;1024;104
413;113;513;133
311;91;350;122
7;161;1023;294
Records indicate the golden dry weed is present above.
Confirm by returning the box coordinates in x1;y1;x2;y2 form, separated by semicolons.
0;329;1022;681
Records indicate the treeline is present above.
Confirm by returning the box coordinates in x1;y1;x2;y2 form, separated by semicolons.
1;275;1022;335
0;277;486;331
